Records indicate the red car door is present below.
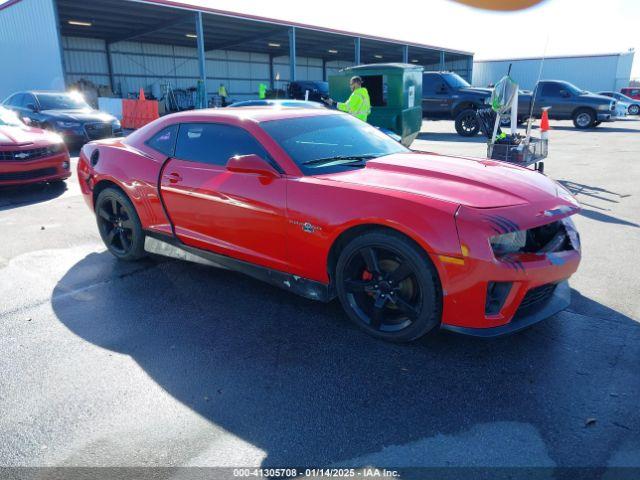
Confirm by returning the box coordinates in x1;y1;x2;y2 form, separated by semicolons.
159;122;288;272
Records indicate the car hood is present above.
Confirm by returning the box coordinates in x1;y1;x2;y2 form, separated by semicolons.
0;125;60;147
41;108;116;123
318;152;565;208
459;86;492;96
580;92;614;103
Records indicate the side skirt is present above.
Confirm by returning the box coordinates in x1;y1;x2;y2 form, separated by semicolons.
144;231;334;303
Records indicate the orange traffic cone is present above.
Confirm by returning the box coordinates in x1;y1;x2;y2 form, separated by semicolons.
540;107;550;140
139;88;146;102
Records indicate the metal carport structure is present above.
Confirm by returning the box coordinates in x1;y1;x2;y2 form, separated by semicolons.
0;0;474;102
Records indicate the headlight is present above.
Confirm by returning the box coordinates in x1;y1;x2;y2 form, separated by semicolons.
55;120;81;128
556;184;579;206
490;230;527;256
561;216;581;251
111;119;121;129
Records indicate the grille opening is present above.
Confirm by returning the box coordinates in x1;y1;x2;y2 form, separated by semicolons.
517;283;558;312
0;167;57;181
485;281;512;315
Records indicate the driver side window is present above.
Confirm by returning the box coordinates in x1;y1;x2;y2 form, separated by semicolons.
174;123;270;167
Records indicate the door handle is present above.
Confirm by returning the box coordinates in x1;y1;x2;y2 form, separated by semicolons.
164;172;183;184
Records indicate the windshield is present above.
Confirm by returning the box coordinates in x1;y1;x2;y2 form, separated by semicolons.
36;92;90;110
442;73;471;89
559;81;585;96
260;114;408;174
0;108;24;127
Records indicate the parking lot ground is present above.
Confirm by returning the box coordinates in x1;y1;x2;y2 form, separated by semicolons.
0;119;639;475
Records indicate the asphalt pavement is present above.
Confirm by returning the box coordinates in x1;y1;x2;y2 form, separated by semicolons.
0;119;639;478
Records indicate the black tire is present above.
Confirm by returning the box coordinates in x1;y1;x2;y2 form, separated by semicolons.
454;109;480;137
95;187;146;261
572;108;596;129
628;104;639;116
335;230;442;342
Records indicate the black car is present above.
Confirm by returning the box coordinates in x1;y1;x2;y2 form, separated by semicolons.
287;81;329;102
2;91;122;147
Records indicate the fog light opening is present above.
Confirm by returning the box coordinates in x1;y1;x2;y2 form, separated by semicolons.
485;281;512;316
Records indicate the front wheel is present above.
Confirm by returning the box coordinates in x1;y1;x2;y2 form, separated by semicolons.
335;231;442;342
95;187;146;261
573;108;596;129
454;109;480;137
628;104;639;115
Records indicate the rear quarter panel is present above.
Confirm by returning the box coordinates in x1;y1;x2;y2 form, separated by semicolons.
79;140;169;233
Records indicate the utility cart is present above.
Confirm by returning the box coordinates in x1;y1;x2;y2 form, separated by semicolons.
476;108;548;173
477;72;548;173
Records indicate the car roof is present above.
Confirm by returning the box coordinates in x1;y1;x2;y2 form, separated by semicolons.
161;106;340;123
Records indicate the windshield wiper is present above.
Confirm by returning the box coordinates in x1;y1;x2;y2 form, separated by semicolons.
302;154;380;166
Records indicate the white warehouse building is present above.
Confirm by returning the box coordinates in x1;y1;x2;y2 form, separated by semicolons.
473;51;635;92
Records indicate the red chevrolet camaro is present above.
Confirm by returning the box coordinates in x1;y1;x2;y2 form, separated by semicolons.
78;108;581;341
0;107;71;187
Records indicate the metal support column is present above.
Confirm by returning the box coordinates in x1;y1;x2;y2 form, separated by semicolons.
288;27;297;82
402;45;409;64
269;54;275;89
439;51;445;71
106;43;116;94
195;11;207;105
354;37;361;65
322;58;327;82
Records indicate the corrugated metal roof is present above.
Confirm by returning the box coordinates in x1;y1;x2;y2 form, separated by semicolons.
1;0;473;56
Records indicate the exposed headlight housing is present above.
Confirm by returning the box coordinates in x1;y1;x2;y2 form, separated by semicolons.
490;230;527;256
111;119;121;129
561;216;580;251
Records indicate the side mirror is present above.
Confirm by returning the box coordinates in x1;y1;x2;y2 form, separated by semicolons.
25;103;37;112
226;154;279;178
560;90;570;98
438;84;448;93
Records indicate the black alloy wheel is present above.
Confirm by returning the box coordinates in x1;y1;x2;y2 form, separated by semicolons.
455;109;481;137
336;231;441;342
96;187;145;261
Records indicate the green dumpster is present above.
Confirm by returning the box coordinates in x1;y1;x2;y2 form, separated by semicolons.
329;63;423;146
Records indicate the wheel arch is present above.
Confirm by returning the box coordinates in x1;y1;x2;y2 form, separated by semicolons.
571;105;597;120
326;222;441;286
92;179;130;209
452;101;481;117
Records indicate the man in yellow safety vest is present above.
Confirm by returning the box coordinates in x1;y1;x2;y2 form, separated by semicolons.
324;76;371;122
218;83;228;106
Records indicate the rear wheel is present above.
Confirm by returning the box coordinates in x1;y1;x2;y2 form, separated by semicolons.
95;187;146;261
628;104;639;115
335;231;441;342
573;108;596;129
455;109;480;137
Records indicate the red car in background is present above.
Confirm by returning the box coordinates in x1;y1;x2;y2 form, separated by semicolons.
0;107;71;187
621;87;640;101
78;108;581;342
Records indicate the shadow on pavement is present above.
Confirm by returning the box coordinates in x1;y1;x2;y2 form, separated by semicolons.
549;125;639;134
0;180;68;211
51;251;640;468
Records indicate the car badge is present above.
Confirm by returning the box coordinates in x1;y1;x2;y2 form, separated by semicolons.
14;152;30;159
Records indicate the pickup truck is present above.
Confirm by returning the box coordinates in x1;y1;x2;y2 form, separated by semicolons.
421;71;492;136
516;80;617;129
422;73;618;136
